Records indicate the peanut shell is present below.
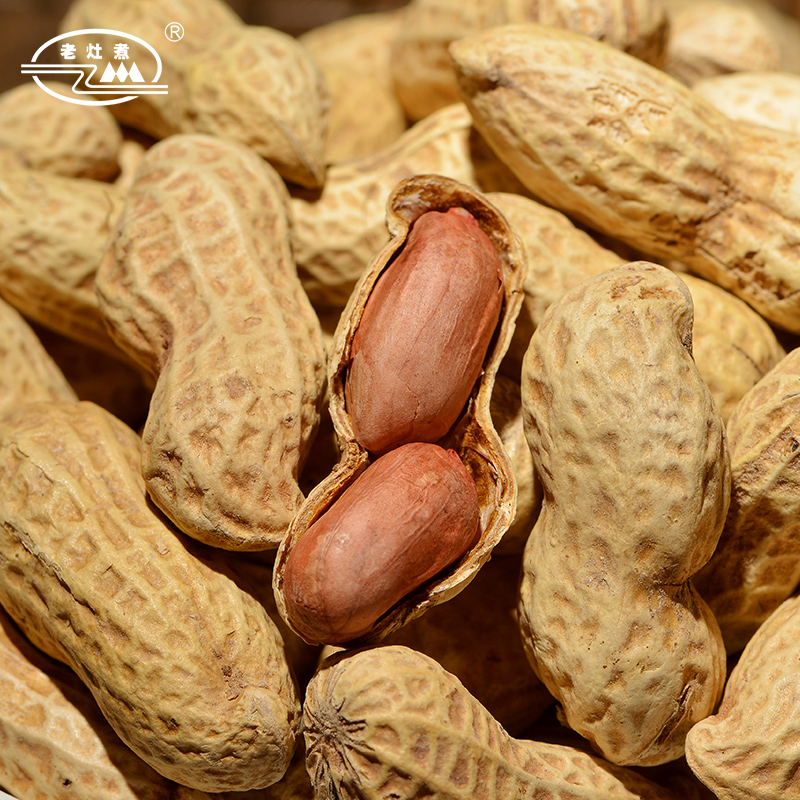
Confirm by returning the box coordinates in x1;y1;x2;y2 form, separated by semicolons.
695;348;800;653
0;401;300;792
96;134;326;551
304;645;682;800
450;24;800;334
685;594;800;799
274;174;525;645
519;262;729;765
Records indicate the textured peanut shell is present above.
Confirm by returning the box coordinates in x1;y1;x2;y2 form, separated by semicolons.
685;595;800;799
383;554;553;735
299;11;408;164
0;82;121;181
487;191;626;379
390;0;668;121
490;373;542;555
665;2;781;85
289;103;529;313
96;134;326;551
0;607;212;800
694;348;800;653
304;645;681;800
61;0;328;188
450;24;800;334
0;401;300;792
0;297;77;418
274;175;525;645
519;263;729;766
681;273;785;423
0;164;126;358
693;71;800;134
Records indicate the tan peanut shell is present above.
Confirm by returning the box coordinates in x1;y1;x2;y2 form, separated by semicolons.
693;71;800;133
694;348;800;653
61;0;328;188
289;102;529;313
0;607;213;800
450;24;800;334
519;263;729;766
664;1;781;85
304;645;682;800
299;11;408;164
685;594;800;799
0;400;300;792
681;273;786;423
383;554;553;735
274;174;525;645
96;134;326;551
490;373;542;555
0;164;126;358
390;0;668;121
0;82;122;181
0;297;77;418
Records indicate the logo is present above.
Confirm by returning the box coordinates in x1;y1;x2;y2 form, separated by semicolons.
21;28;168;106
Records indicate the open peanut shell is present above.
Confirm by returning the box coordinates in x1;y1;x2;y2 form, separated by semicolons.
273;174;525;646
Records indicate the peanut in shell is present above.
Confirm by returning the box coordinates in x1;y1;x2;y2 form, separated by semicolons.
274;174;525;646
0;400;301;792
96;134;326;551
519;262;729;766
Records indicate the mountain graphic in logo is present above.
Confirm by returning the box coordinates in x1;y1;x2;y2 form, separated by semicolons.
99;62;145;82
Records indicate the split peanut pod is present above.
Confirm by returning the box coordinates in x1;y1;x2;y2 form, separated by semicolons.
450;24;800;334
304;645;682;800
686;594;800;799
96;134;326;551
0;401;300;793
519;263;729;766
695;348;800;654
274;174;525;646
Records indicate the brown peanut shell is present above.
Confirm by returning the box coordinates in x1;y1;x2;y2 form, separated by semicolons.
274;174;525;646
519;262;729;766
304;645;682;800
450;24;800;334
685;594;800;799
695;348;800;653
0;401;300;792
96;134;326;551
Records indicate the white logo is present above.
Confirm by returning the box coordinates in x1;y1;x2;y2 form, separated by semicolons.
21;28;168;106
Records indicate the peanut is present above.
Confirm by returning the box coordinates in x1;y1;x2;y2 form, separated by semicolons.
0;606;212;800
274;174;525;644
283;442;480;645
96;134;326;551
450;24;800;333
665;1;781;85
345;207;503;455
685;595;800;798
299;11;408;164
694;347;800;653
0;82;122;181
0;401;300;792
304;645;681;800
61;0;329;188
519;263;728;765
289;103;528;313
692;71;800;133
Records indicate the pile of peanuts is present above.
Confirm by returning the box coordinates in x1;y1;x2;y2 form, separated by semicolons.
1;0;800;797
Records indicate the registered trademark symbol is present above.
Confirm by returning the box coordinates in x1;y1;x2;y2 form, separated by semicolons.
165;22;184;41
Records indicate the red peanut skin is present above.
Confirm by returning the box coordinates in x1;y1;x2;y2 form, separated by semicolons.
282;442;480;645
345;208;504;455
